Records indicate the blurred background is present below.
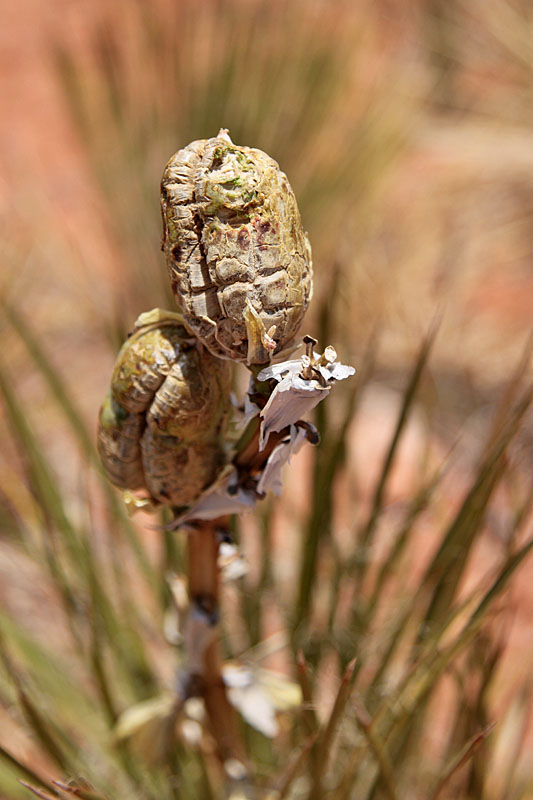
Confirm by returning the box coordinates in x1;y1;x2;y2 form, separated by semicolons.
0;1;532;798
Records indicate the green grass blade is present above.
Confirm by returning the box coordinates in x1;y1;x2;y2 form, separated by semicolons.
295;650;319;737
295;329;377;636
52;780;110;800
8;683;72;774
277;736;316;800
0;358;86;569
357;319;439;557
19;782;57;800
0;747;58;798
354;707;399;800
419;385;532;636
307;658;357;800
365;452;452;623
0;357;157;701
429;723;495;800
377;535;533;746
3;304;159;599
0;613;101;731
3;305;94;458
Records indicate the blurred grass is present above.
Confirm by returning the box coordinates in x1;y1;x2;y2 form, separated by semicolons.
0;299;531;798
51;0;418;339
1;0;533;798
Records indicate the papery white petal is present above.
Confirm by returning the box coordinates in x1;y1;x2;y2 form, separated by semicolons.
226;684;279;738
223;663;302;738
173;468;255;525
224;661;280;737
316;364;333;382
291;374;324;391
223;662;255;689
179;719;203;746
259;382;328;450
219;542;248;581
257;351;355;448
257;359;303;382
326;362;356;381
229;390;260;432
323;345;337;363
257;427;308;495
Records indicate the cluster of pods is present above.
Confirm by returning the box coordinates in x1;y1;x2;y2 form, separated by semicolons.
98;132;313;508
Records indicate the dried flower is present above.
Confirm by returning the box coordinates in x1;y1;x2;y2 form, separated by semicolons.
257;341;355;449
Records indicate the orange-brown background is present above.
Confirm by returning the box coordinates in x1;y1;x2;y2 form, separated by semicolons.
1;0;532;793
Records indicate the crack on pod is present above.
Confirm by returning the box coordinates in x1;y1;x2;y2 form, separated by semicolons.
209;148;224;172
191;212;218;293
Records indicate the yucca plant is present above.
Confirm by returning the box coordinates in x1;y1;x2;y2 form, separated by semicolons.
1;1;532;798
1;283;531;798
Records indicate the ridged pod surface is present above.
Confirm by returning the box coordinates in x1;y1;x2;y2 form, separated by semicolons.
160;131;313;364
97;310;231;506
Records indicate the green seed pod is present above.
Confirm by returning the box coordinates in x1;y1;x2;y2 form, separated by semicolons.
97;310;231;507
160;131;313;364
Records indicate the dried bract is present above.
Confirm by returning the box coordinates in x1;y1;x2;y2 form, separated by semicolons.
161;130;313;364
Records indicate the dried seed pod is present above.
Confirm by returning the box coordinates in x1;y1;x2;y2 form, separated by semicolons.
111;310;189;414
147;357;228;442
97;391;145;490
97;310;231;507
161;130;313;364
140;428;223;507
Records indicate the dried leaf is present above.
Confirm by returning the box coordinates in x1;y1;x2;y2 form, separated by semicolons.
114;693;179;764
223;663;302;738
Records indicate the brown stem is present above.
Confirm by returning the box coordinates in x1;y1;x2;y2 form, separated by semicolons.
185;518;246;764
182;417;311;764
234;420;294;478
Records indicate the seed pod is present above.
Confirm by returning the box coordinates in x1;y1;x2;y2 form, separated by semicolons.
97;310;231;507
161;131;313;364
97;391;145;490
140;428;223;507
111;326;186;414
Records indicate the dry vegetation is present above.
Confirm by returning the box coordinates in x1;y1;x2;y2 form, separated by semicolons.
0;1;532;798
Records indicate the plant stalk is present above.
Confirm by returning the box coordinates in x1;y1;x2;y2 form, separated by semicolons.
184;517;246;765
